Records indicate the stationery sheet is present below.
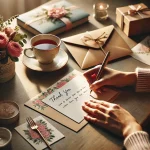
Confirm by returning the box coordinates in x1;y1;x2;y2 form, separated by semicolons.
42;75;91;123
131;36;150;65
25;70;119;132
15;116;64;150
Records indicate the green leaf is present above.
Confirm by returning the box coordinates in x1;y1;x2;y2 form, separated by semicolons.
19;41;24;47
13;33;22;42
23;39;27;44
9;56;19;62
24;34;27;38
15;26;20;31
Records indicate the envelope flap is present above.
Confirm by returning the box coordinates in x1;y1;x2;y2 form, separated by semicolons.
62;25;114;48
81;30;131;69
63;25;131;69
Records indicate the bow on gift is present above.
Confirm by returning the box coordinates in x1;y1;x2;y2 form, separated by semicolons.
81;32;108;54
128;5;150;17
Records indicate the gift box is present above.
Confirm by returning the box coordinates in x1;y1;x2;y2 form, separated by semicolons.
116;3;150;36
17;0;89;35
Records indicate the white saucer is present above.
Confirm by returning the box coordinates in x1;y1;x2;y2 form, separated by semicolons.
22;49;68;72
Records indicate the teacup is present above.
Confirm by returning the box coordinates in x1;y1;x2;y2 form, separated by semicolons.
24;34;61;64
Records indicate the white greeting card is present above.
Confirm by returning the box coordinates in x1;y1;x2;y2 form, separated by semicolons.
15;116;64;150
131;36;150;65
42;75;91;123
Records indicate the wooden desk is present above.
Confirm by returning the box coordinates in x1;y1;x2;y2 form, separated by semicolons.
0;0;150;150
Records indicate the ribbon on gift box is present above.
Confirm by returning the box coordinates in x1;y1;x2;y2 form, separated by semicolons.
124;4;150;18
25;5;78;31
117;4;150;30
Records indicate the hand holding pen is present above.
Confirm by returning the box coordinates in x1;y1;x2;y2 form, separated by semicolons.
83;51;110;95
83;51;136;94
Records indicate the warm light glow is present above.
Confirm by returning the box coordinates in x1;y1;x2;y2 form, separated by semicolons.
99;5;104;9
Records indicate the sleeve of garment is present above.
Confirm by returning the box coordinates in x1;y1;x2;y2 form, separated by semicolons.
124;131;150;150
135;68;150;92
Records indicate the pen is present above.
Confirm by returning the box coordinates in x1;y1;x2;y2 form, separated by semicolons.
96;51;110;80
90;51;110;94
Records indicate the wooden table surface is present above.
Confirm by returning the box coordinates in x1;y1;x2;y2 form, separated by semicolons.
0;0;150;150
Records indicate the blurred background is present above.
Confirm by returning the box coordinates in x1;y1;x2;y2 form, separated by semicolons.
0;0;50;20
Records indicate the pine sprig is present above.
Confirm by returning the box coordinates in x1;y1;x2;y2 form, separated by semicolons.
0;15;19;31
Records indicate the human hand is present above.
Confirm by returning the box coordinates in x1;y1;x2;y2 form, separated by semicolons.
83;66;137;92
82;100;142;137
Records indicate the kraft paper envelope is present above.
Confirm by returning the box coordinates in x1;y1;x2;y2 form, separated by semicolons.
62;25;131;69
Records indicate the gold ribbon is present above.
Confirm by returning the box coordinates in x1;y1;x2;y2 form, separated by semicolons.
81;32;108;55
81;32;107;47
127;5;150;18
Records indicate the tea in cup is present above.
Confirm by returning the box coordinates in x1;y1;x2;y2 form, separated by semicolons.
24;34;61;64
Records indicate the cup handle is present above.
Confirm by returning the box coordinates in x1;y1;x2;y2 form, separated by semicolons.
24;48;35;58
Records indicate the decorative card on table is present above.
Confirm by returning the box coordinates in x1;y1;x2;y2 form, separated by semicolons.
15;116;64;150
25;70;119;132
17;0;89;35
131;36;150;65
62;25;131;69
42;73;91;123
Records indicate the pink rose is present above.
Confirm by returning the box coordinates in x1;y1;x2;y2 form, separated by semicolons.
56;81;67;88
7;41;22;57
0;34;8;48
37;124;46;131
29;129;40;139
41;130;50;138
140;44;150;53
4;27;14;37
69;75;76;80
48;7;67;19
47;89;53;94
33;99;45;106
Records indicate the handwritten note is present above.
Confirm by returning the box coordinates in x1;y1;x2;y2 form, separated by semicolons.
131;36;150;65
42;75;91;123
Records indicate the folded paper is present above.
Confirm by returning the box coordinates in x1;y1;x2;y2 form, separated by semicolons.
62;25;131;69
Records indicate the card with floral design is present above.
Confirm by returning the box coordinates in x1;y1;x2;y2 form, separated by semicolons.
17;0;89;35
25;70;118;132
131;36;150;65
15;116;64;150
42;74;91;123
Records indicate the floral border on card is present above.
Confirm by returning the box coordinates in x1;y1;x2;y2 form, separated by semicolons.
132;36;150;55
32;72;77;110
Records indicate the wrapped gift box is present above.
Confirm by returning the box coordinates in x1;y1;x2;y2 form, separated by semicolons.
17;0;89;35
116;3;150;36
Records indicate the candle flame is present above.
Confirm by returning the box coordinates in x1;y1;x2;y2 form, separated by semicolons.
99;5;104;9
